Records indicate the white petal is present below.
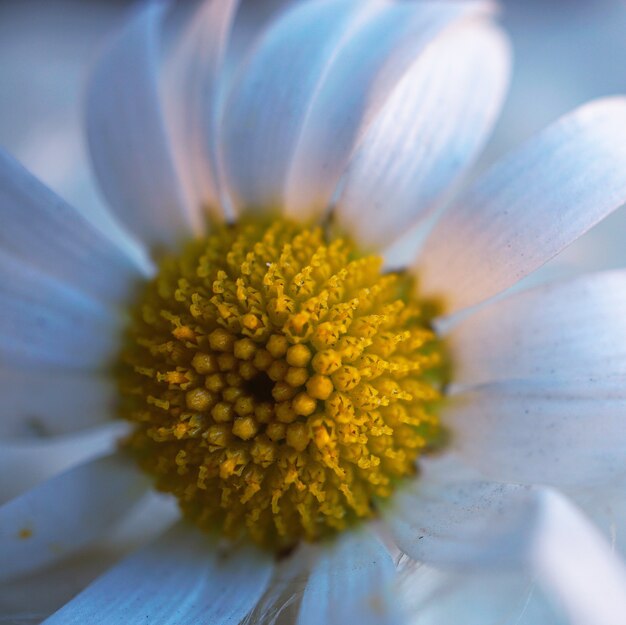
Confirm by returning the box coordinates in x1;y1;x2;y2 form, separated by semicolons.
389;457;537;569
529;490;626;625
221;0;374;215
335;19;509;250
86;3;192;248
0;422;126;504
389;461;626;625
0;454;148;582
102;490;180;555
0;548;123;624
163;0;239;221
417;97;626;315
448;269;626;388
0;251;120;369
568;481;626;560
0;368;116;438
443;379;626;488
0;493;180;623
243;545;311;625
225;0;299;76
0;150;149;304
398;565;559;625
297;530;401;625
43;523;273;625
285;1;497;222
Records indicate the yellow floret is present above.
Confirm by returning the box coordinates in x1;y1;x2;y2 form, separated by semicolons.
116;218;446;551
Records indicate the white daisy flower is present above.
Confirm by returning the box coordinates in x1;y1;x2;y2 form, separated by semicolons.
1;1;626;624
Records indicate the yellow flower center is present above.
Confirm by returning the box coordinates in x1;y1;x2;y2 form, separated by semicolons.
116;218;446;551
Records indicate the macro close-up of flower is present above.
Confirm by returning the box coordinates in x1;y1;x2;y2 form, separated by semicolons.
1;0;626;624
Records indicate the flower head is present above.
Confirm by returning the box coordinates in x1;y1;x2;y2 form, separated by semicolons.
117;217;446;550
2;1;626;624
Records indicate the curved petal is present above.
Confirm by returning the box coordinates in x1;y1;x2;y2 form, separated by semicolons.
0;493;180;623
297;530;402;625
0;150;150;304
86;2;192;248
0;251;120;370
335;19;510;250
389;457;537;569
0;422;126;504
43;523;273;625
389;460;626;625
398;566;559;625
417;97;626;315
447;269;626;388
163;0;239;221
242;545;311;625
221;0;375;216
568;482;626;560
0;548;124;624
0;368;116;438
0;454;148;582
443;378;626;488
226;0;303;74
530;490;626;625
285;1;497;222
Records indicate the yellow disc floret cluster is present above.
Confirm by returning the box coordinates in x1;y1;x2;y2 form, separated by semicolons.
117;218;446;551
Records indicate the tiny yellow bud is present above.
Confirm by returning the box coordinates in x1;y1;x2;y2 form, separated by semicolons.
271;381;296;402
287;422;311;452
234;396;255;417
312;349;342;375
217;352;236;371
211;402;234;423
286;343;312;367
275;401;297;423
232;416;259;441
266;334;288;358
266;422;286;442
292;392;317;417
332;366;361;392
285;366;309;388
239;362;258;380
205;373;225;393
253;349;273;371
208;328;235;352
267;360;289;382
306;374;334;400
191;352;218;374
186;388;214;412
206;424;231;447
242;313;261;330
234;338;256;361
223;386;244;403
